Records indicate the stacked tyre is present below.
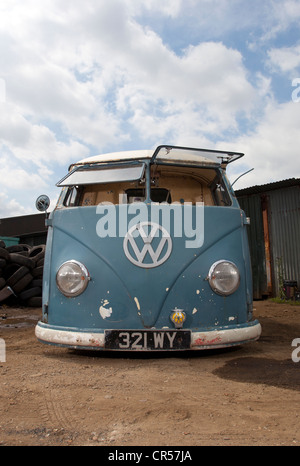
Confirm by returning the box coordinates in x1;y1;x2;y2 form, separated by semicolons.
0;241;45;307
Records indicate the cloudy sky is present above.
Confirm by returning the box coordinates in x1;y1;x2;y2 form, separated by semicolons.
0;0;300;217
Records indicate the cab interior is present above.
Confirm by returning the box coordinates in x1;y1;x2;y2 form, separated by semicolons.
61;164;231;207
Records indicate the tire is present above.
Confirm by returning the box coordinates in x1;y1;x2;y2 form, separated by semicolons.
0;247;10;261
19;286;42;301
18;244;31;251
9;253;35;269
28;245;45;257
6;266;30;287
3;263;20;280
0;277;6;290
6;245;24;253
32;278;43;287
12;273;33;294
28;245;45;265
32;266;44;277
0;258;6;268
17;251;29;257
0;286;14;302
27;296;42;307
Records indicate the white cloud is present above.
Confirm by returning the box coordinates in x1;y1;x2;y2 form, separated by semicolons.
263;0;300;39
0;104;90;167
0;165;46;191
0;0;299;220
114;39;257;145
127;0;183;18
226;100;300;189
0;1;258;158
0;192;28;218
268;44;300;73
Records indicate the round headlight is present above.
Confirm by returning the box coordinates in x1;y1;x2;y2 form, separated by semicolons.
56;260;90;297
208;260;240;296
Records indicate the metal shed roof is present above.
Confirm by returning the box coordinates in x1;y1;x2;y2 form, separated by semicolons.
235;178;300;196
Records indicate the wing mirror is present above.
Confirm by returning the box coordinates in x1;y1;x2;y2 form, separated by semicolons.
36;194;50;213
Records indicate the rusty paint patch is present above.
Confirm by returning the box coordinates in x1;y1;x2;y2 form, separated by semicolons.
194;335;222;346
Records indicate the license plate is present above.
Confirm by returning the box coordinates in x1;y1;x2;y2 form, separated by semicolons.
104;329;191;351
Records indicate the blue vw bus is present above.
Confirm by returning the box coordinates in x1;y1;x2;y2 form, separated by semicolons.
35;145;261;351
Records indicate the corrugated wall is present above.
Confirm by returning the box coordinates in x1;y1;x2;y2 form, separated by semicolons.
268;185;300;297
237;195;268;299
236;181;300;299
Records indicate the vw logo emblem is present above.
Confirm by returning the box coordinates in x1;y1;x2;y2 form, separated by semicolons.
123;222;172;268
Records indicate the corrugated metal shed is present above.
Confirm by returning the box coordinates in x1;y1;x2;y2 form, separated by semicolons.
236;178;300;299
237;194;268;299
0;213;47;246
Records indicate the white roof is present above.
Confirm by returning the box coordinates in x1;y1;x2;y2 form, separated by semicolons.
75;150;153;165
72;146;243;168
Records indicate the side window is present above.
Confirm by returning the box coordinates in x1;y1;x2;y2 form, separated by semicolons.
63;187;81;207
211;178;231;206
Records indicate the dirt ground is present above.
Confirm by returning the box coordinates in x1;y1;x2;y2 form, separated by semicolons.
1;299;300;447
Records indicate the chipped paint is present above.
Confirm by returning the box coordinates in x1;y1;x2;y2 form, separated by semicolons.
99;306;112;319
194;335;222;346
228;316;235;321
192;307;198;314
134;297;140;311
196;290;200;294
99;301;113;319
